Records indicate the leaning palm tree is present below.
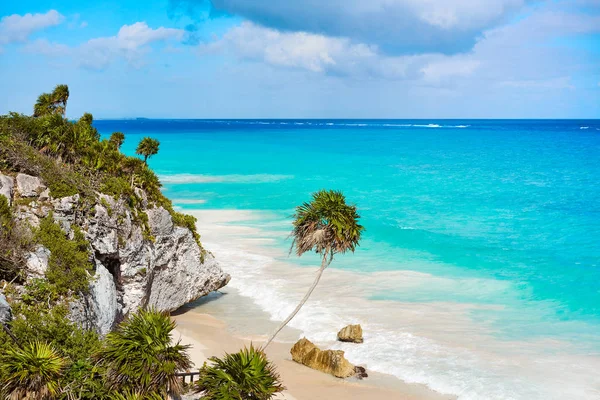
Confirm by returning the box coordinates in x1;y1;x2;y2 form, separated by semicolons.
96;308;192;397
33;93;54;117
0;340;66;400
135;137;160;165
51;84;69;116
264;190;363;347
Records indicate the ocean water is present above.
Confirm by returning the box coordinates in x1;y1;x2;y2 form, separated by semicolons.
96;119;600;400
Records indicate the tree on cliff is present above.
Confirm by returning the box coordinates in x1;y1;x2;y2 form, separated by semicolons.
264;190;363;347
33;84;69;117
136;137;160;165
109;132;125;150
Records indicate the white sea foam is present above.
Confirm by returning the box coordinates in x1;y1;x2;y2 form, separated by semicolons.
171;198;207;204
189;209;600;400
413;124;442;128
580;126;589;129
159;173;293;184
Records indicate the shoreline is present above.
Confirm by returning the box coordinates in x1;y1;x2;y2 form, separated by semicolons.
172;310;455;400
170;208;454;399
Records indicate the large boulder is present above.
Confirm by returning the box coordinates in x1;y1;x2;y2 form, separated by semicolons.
16;173;45;198
337;324;363;343
290;338;356;378
25;245;51;277
0;174;14;205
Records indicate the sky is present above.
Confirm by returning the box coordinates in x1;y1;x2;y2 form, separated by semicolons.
0;0;599;119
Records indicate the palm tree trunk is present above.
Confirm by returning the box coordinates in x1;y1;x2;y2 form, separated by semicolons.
264;252;330;349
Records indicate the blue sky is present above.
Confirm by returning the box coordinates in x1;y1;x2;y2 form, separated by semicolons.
0;0;599;118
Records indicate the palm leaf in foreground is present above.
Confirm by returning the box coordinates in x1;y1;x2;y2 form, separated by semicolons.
96;308;192;397
0;340;66;400
196;345;284;400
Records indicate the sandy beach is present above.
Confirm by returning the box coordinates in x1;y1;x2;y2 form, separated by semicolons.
167;209;455;400
172;311;454;400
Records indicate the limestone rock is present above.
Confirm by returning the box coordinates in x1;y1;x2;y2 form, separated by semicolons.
337;324;363;343
354;366;368;379
290;338;356;378
146;209;230;312
0;292;12;324
0;173;14;205
88;261;119;335
11;184;230;335
16;173;45;197
26;245;51;277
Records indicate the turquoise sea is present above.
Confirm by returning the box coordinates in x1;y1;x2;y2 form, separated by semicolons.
97;120;600;400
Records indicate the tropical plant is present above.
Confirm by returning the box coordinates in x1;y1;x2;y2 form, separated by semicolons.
135;137;159;165
51;84;69;116
33;85;69;118
196;345;284;400
96;308;192;397
264;190;363;347
0;340;66;400
109;132;125;150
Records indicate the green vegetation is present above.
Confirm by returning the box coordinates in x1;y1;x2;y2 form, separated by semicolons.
0;307;196;399
0;340;66;400
265;190;363;347
135;137;160;165
97;309;192;397
196;345;284;400
0;195;29;283
0;85;286;399
35;215;93;296
0;84;205;262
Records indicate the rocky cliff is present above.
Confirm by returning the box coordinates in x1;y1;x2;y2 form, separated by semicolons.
0;172;230;334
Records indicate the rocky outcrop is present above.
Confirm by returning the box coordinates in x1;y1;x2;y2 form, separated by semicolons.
0;292;11;324
25;245;51;277
1;172;230;335
290;338;356;378
337;324;363;343
16;173;45;197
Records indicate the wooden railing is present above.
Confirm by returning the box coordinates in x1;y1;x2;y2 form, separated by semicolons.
175;371;201;384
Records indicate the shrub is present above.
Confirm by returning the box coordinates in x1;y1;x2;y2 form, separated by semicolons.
10;280;102;362
0;340;66;400
35;215;93;296
97;308;192;397
196;345;284;400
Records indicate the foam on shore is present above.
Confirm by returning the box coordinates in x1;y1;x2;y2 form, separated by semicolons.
184;209;600;400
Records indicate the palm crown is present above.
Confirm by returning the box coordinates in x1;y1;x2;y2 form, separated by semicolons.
96;308;191;397
135;137;160;164
291;189;363;259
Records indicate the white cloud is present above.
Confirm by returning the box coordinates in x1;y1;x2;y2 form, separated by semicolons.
79;22;184;69
21;38;70;57
0;10;63;45
189;0;532;54
18;21;185;69
200;22;482;81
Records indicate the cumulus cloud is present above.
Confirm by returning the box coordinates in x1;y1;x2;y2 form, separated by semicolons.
21;38;70;57
79;22;184;69
19;21;184;69
200;22;482;81
175;0;532;54
0;10;63;45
